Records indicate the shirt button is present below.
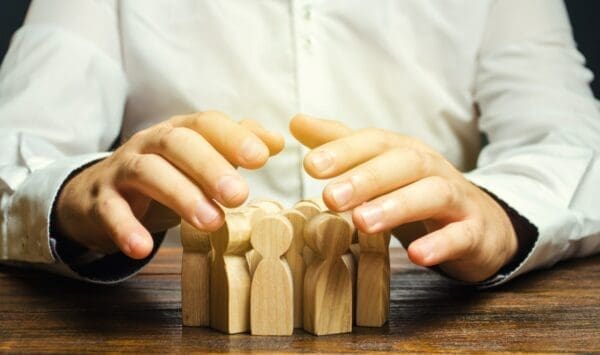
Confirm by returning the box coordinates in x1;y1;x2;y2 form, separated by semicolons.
304;38;312;49
304;6;312;21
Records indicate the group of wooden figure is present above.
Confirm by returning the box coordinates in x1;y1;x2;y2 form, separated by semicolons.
180;198;391;336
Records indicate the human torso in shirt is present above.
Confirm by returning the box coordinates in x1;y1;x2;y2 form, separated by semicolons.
118;1;491;206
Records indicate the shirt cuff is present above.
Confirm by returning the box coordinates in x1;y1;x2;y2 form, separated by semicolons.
4;152;110;263
46;155;167;283
2;151;168;284
463;171;573;288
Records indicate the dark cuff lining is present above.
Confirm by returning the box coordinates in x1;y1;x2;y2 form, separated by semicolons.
60;233;165;282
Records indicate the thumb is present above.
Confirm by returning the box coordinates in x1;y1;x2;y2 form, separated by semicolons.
289;113;353;148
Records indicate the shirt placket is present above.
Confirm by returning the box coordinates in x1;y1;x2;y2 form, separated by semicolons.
291;0;322;199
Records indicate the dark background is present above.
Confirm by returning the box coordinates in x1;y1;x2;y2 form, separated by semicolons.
0;1;599;98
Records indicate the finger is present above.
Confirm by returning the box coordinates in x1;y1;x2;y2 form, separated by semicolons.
352;176;465;233
94;189;154;259
304;130;437;180
171;111;270;169
289;113;353;149
406;220;479;267
323;148;442;211
139;127;248;207
117;153;224;231
303;128;394;178
239;119;285;156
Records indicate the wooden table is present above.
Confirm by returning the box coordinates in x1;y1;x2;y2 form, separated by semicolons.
1;247;598;353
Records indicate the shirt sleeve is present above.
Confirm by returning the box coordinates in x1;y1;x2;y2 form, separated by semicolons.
464;0;600;287
0;0;159;282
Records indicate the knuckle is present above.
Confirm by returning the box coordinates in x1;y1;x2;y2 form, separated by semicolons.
200;110;228;122
239;118;258;127
123;154;149;180
90;181;102;198
157;126;183;151
429;176;455;207
129;129;149;143
412;149;433;177
392;190;412;218
91;196;116;221
361;127;385;137
357;127;393;151
462;221;481;254
356;168;383;193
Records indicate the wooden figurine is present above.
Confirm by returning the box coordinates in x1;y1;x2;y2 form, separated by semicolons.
356;230;391;327
306;197;327;211
294;199;323;220
245;200;282;276
293;200;325;267
209;212;252;334
250;215;294;335
281;209;308;328
180;220;211;327
334;211;359;323
303;213;353;335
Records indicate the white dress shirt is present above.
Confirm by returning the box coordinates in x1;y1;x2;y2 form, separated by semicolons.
1;0;599;285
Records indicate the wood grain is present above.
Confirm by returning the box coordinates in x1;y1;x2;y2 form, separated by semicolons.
356;230;391;327
281;209;308;328
209;213;252;334
294;200;324;268
244;200;282;276
250;215;294;336
180;220;211;327
303;213;353;335
1;247;598;353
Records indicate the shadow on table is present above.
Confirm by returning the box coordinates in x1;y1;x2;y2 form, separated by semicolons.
0;264;179;336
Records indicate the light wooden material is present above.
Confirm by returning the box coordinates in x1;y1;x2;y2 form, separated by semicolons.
350;243;361;263
294;200;324;268
244;201;282;276
336;210;357;242
245;249;262;277
303;213;353;336
180;221;211;327
305;197;327;211
281;209;308;328
248;199;283;216
356;230;391;327
209;213;252;334
294;200;323;220
331;211;359;322
250;215;294;335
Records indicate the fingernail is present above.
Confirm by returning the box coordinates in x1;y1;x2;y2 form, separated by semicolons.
311;150;334;172
358;204;384;230
218;175;245;203
195;201;220;226
128;232;145;255
328;182;353;208
240;138;267;163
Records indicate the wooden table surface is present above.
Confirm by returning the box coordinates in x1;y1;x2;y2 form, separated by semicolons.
1;247;598;353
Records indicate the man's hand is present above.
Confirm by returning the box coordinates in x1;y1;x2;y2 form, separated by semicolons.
56;111;284;259
290;114;517;282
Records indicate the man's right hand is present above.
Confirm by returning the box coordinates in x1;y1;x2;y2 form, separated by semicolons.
55;111;284;259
